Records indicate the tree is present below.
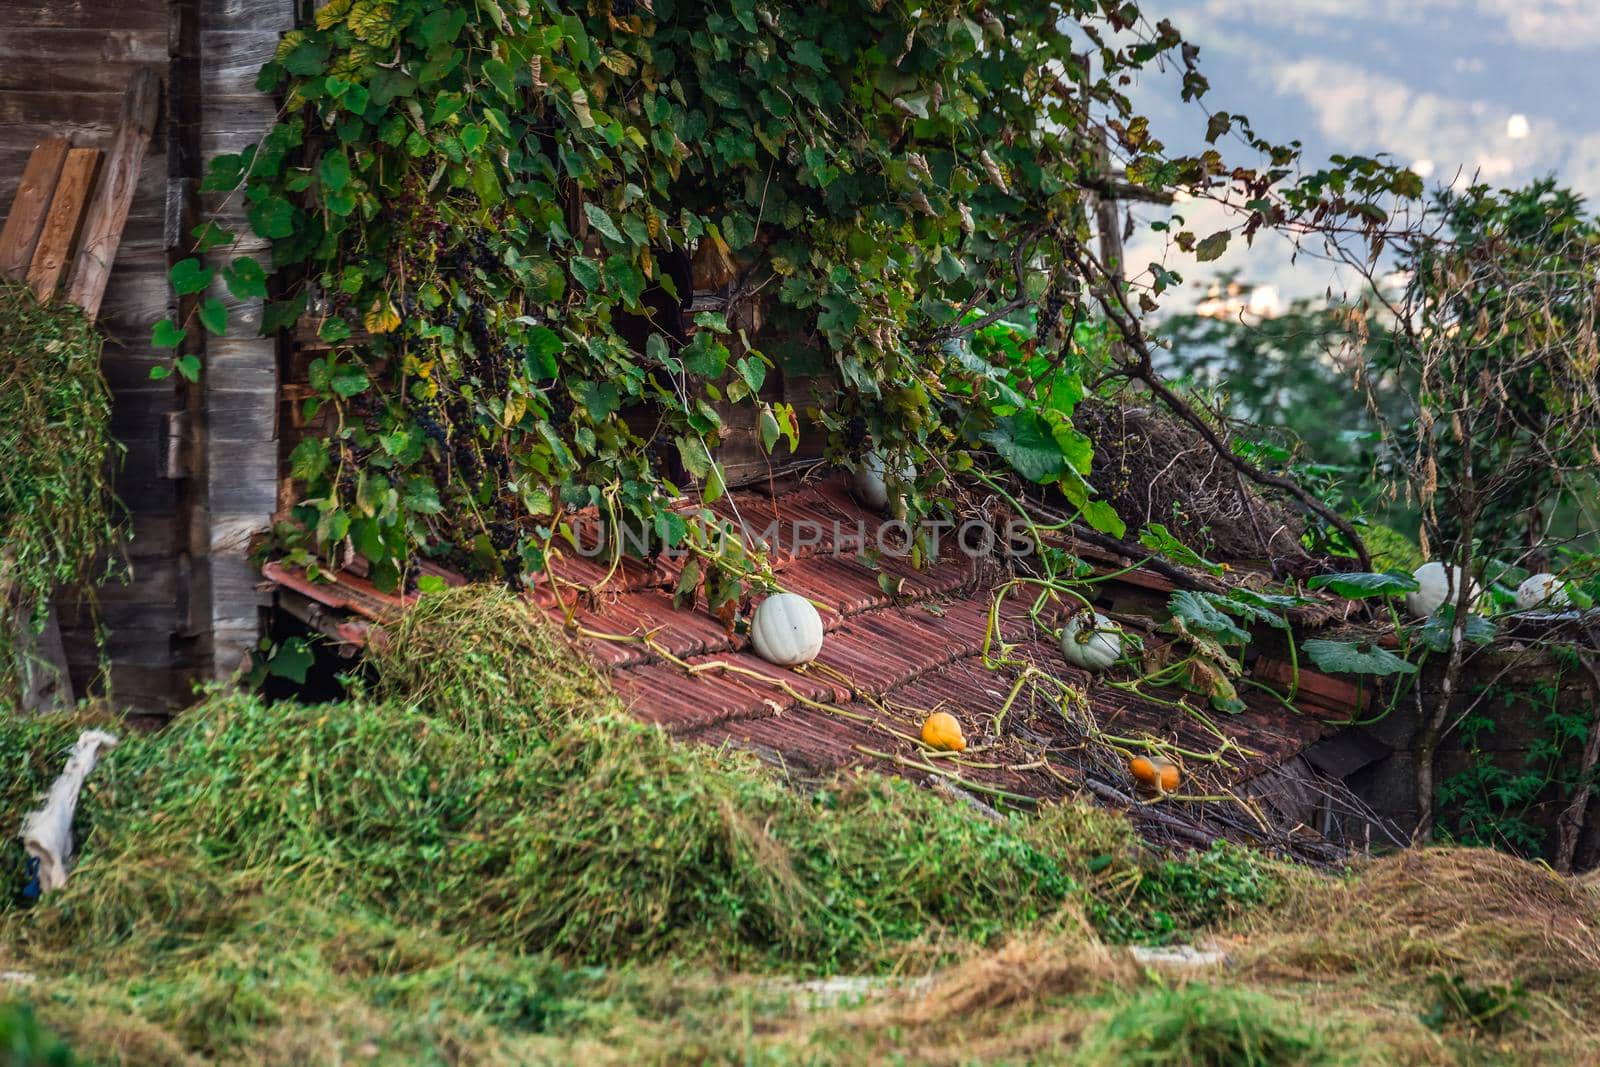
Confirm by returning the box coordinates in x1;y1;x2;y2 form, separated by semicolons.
1345;179;1600;841
1155;283;1413;541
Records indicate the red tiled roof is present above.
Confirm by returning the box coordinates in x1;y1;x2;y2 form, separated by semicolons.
263;474;1367;846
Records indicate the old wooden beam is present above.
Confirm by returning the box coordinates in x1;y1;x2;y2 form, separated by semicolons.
0;137;69;280
63;66;159;319
25;146;99;302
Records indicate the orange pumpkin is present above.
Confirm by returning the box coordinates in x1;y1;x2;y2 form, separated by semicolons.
1159;763;1181;792
921;712;967;752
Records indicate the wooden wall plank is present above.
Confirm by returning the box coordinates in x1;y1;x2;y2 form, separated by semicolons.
192;0;293;687
65;67;161;319
199;31;280;98
26;146;100;301
201;0;294;34
0;0;167;31
0;30;167;94
0;92;124;130
0;137;69;279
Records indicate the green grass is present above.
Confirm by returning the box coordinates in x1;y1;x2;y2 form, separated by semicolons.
1073;984;1332;1066
0;1002;78;1066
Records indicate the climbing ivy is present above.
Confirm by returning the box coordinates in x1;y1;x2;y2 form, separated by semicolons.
152;0;1419;591
1439;666;1596;857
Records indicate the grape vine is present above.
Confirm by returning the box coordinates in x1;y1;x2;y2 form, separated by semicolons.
151;0;1419;592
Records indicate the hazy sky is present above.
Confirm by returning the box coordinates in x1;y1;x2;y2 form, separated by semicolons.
1119;0;1600;302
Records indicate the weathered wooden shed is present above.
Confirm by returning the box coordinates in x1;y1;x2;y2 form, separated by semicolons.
2;0;292;714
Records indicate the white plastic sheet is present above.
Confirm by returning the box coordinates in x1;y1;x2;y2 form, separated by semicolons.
20;729;118;893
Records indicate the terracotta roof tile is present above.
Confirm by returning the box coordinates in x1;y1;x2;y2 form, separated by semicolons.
263;474;1354;837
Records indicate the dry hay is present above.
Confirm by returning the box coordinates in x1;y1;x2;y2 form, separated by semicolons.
1079;398;1309;566
1239;847;1600;992
892;921;1125;1027
797;929;1122;1066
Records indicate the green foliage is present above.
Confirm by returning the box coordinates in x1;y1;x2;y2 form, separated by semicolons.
1087;841;1276;945
1074;983;1328;1067
1157;290;1397;479
0;1002;78;1067
1377;180;1600;563
0;282;121;704
1157;288;1419;547
1306;570;1418;600
1438;671;1596;858
1301;638;1417;678
1411;606;1497;653
1421;973;1528;1036
243;634;316;687
149;0;1419;587
1360;523;1424;573
1140;522;1221;575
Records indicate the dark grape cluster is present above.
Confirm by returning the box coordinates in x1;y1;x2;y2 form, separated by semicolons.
843;414;869;458
441;231;499;277
548;389;574;425
488;521;517;550
453;439;481;479
414;406;448;445
460;302;513;393
645;435;674;477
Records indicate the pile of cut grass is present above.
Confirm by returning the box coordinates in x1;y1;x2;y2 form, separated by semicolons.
10;693;1085;973
1;586;1267;1061
365;582;608;735
21;587;1591;1063
0;280;120;704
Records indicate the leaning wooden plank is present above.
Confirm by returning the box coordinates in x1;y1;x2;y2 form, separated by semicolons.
0;137;69;280
63;67;159;319
16;603;76;712
26;147;100;303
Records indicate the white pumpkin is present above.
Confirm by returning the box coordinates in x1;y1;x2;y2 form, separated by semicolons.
1405;561;1480;618
1515;572;1570;611
852;451;915;515
750;592;825;667
1060;610;1123;671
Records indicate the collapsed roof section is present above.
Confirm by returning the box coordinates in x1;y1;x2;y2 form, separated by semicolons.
264;472;1401;862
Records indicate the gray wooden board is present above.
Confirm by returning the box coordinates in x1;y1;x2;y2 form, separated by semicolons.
0;0;167;31
0;30;167;93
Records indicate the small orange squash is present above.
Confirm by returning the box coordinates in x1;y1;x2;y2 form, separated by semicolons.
1129;756;1160;788
1130;757;1181;794
921;712;967;752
